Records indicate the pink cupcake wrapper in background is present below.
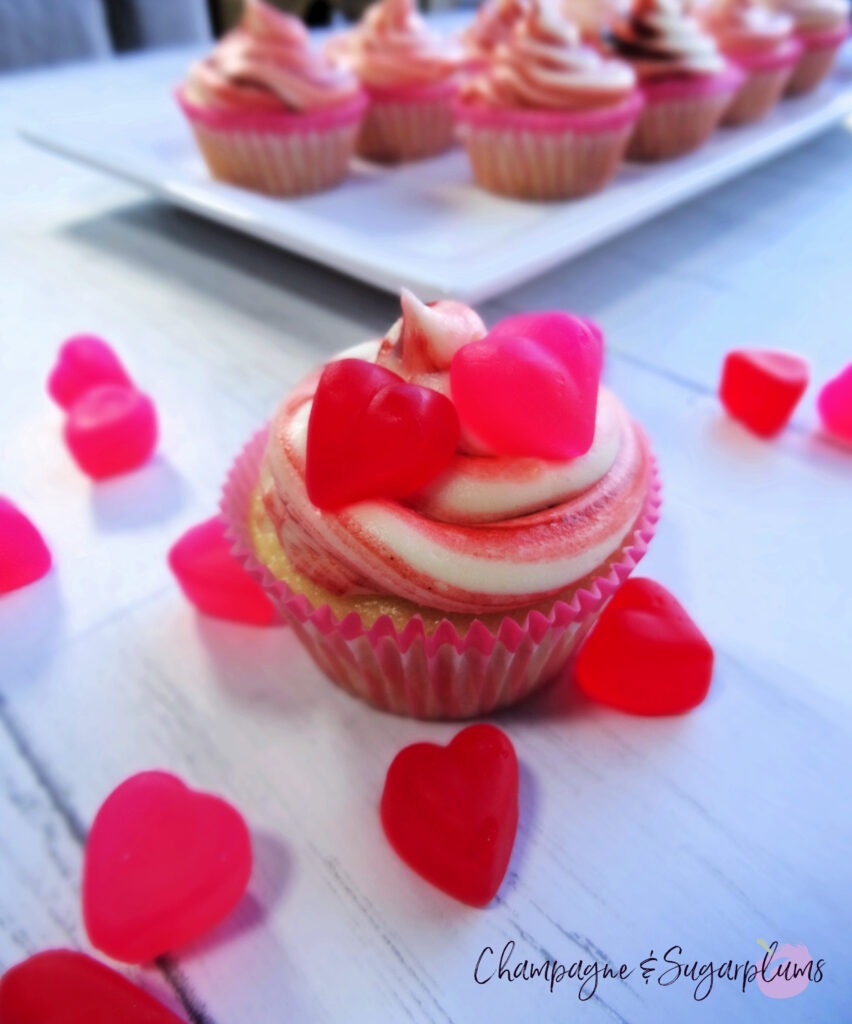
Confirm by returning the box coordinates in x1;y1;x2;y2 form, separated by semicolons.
785;22;850;94
176;88;367;196
220;429;663;720
358;80;459;161
453;93;644;200
628;66;744;161
726;37;803;74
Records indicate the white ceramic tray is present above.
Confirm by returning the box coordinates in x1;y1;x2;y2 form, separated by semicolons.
22;47;852;302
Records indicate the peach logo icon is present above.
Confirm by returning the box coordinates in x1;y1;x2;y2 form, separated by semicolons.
756;940;813;999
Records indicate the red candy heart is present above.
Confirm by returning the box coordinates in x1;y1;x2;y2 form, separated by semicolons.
306;359;460;510
64;384;158;479
0;950;184;1024
380;724;519;907
48;334;133;409
0;498;52;595
817;363;852;443
574;578;714;715
168;516;276;625
450;312;602;459
83;771;252;963
719;349;809;438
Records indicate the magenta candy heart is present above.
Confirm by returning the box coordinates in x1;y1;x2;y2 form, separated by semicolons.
64;385;158;480
817;363;852;443
0;498;52;595
48;335;133;409
450;312;603;459
83;771;252;963
168;517;277;626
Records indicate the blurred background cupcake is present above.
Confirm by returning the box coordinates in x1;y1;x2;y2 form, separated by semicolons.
326;0;464;161
608;0;743;159
455;0;643;199
765;0;850;95
177;0;366;194
701;0;802;123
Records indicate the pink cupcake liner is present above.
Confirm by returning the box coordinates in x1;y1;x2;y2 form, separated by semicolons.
358;80;459;162
176;88;367;195
785;22;850;96
723;42;802;124
627;66;744;161
453;93;644;200
220;428;663;720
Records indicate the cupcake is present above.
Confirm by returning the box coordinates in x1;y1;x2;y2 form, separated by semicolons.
608;0;744;160
767;0;850;95
176;0;366;196
454;0;643;200
326;0;463;162
222;292;661;720
460;0;529;70
702;0;802;123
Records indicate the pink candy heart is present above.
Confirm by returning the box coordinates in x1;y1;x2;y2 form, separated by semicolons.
0;498;52;595
450;312;603;459
47;335;133;409
64;385;158;479
83;771;252;963
817;363;852;443
168;517;277;625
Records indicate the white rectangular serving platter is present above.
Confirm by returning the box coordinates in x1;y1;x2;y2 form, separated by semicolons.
22;45;852;302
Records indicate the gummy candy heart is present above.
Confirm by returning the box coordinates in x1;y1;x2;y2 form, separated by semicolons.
48;334;133;409
0;498;51;595
306;359;460;510
0;950;184;1024
450;312;602;459
168;517;276;626
817;363;852;443
574;578;714;715
64;385;158;479
719;349;809;438
380;723;519;907
83;771;252;963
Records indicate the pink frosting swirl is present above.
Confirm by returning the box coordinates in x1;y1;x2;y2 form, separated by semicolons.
702;0;795;57
463;0;637;110
609;0;727;79
461;0;529;63
327;0;463;89
258;298;653;615
184;0;360;114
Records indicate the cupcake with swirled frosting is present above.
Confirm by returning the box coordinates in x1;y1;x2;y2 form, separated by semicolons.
221;292;661;719
176;0;366;195
325;0;463;161
701;0;802;122
608;0;743;159
765;0;850;94
454;0;643;199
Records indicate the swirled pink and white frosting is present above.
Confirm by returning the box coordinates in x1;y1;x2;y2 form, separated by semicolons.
326;0;463;89
258;296;653;615
609;0;727;78
461;0;529;63
701;0;795;58
183;0;360;113
463;0;637;109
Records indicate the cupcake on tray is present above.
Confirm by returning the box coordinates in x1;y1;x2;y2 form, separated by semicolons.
177;0;366;195
767;0;850;95
454;0;643;200
326;0;463;162
608;0;744;160
222;292;661;720
702;0;802;123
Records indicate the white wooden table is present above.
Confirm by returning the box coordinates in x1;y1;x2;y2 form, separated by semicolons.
1;48;851;1024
